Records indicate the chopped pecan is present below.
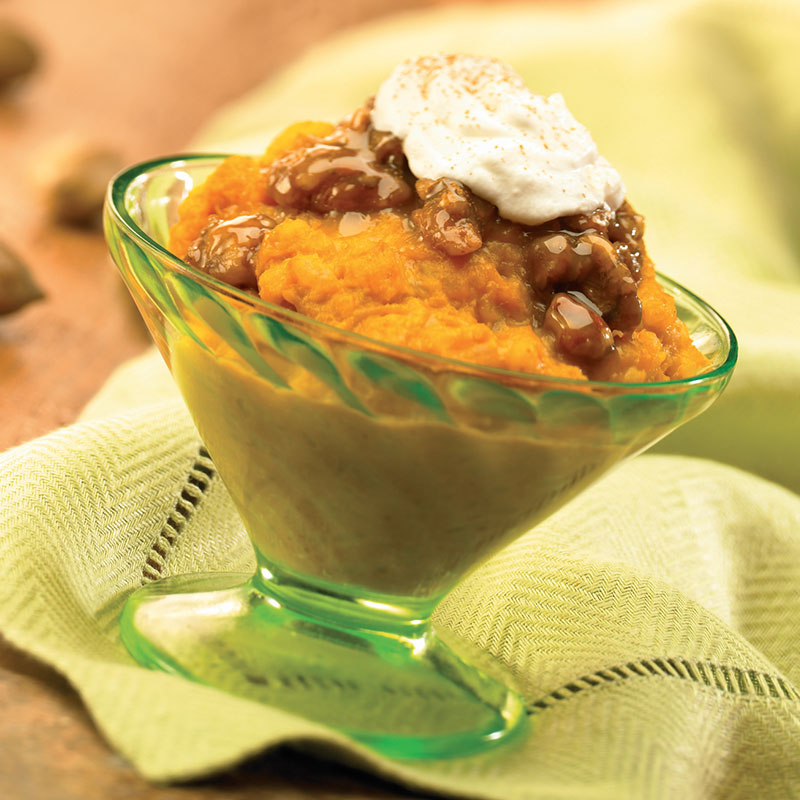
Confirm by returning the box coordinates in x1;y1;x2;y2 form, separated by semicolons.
608;200;645;279
412;177;486;256
185;211;283;290
265;122;413;213
527;231;642;332
544;292;615;360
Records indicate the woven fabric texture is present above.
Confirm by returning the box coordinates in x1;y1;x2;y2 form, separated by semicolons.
2;0;800;797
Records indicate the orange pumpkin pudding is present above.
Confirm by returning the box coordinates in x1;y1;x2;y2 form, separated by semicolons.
170;56;707;385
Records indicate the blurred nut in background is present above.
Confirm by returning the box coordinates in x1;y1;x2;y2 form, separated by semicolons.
0;240;44;315
34;138;124;228
0;22;39;92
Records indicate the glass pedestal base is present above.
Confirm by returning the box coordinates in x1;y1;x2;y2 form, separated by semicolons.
120;572;527;760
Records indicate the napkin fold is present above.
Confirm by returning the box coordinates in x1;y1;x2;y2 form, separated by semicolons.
2;0;800;798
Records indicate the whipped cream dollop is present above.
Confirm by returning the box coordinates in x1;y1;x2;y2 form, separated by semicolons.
371;54;625;225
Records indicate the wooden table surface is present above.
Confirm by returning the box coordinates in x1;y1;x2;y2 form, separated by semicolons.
0;1;472;797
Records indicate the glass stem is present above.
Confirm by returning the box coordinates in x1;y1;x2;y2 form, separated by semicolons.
251;555;437;642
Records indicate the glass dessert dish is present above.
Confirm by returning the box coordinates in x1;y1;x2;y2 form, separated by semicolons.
104;155;737;760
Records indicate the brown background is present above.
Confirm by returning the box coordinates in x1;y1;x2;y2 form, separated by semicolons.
0;1;534;797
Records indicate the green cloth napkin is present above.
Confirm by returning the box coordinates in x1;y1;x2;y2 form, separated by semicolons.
3;0;800;797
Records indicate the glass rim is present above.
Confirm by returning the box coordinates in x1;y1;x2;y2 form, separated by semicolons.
105;153;738;393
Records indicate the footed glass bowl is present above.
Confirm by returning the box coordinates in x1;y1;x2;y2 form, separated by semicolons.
104;155;737;760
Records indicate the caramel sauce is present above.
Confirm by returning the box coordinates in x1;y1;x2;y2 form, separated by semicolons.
184;108;651;368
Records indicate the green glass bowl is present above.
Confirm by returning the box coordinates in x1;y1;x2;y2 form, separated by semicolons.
104;154;737;760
